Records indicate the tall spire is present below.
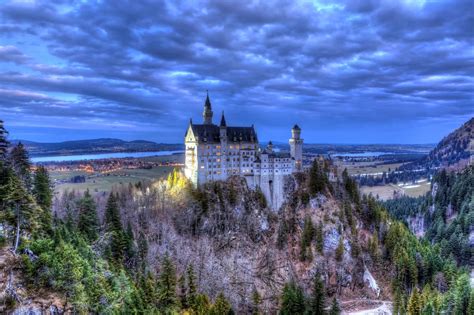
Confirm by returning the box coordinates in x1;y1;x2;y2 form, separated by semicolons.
220;111;226;127
203;90;213;124
205;90;211;109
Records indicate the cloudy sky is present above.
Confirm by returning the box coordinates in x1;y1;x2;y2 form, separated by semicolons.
0;0;473;144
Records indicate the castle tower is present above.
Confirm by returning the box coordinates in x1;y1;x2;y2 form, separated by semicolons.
289;124;303;170
267;141;273;153
203;91;213;124
219;111;227;138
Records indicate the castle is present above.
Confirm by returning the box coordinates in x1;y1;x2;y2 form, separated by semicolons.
184;93;303;209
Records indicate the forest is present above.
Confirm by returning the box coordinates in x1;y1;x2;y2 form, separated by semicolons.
384;166;474;266
1;120;473;314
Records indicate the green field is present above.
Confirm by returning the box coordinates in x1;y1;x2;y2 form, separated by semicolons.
51;166;177;194
342;161;405;176
361;180;431;201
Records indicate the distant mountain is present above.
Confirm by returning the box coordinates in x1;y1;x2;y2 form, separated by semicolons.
408;118;473;170
11;138;184;157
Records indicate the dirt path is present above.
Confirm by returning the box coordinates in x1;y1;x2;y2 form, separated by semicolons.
341;299;392;315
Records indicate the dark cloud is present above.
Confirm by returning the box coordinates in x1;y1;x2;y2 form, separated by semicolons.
0;0;472;143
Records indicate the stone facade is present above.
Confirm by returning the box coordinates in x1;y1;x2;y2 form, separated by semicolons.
184;94;303;209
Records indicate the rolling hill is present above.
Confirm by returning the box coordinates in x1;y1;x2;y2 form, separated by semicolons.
411;117;473;169
11;138;184;157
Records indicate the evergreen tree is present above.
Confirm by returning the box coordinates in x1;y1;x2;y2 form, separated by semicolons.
32;166;52;210
280;281;305;315
335;237;344;262
467;290;474;315
77;190;99;242
10;142;32;190
0;119;9;161
157;255;178;311
124;222;136;264
104;193;126;264
315;222;324;253
194;294;211;314
251;288;262;315
32;166;53;233
3;171;36;253
187;264;197;309
329;298;340;315
407;288;422;315
178;274;187;309
309;273;325;315
300;215;314;262
309;159;327;196
137;230;148;271
453;274;471;315
210;292;232;315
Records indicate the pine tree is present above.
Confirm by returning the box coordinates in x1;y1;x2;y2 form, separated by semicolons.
4;173;35;253
124;222;136;264
251;288;262;315
77;190;99;242
407;288;422;315
210;292;232;315
309;159;327;196
300;216;314;262
32;166;52;210
280;281;305;315
467;290;474;315
187;264;197;309
104;193;125;264
315;222;324;253
309;273;325;315
194;294;211;314
178;274;187;309
157;255;178;311
137;230;148;271
105;192;122;233
329;297;340;315
0;119;9;161
453;273;471;315
335;237;344;262
31;165;52;233
10;142;32;190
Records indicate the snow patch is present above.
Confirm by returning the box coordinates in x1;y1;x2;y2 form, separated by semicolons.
364;267;380;297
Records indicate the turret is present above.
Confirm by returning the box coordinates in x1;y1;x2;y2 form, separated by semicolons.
219;111;227;139
289;124;303;171
291;124;301;139
203;91;213;124
267;141;273;153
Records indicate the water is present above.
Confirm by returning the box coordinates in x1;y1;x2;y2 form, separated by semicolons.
31;150;184;163
332;151;406;157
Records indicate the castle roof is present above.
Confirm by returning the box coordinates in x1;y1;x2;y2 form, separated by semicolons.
220;112;226;127
190;123;257;143
204;91;212;109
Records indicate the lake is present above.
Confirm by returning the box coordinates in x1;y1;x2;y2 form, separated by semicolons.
31;150;184;163
331;151;410;157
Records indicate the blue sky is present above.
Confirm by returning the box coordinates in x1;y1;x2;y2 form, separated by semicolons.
0;0;473;144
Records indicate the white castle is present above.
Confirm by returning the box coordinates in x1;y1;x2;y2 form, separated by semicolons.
184;93;303;209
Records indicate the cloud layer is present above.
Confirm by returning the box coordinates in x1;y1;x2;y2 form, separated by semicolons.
1;0;473;143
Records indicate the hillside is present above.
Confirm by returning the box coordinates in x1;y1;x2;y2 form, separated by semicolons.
384;165;474;266
407;117;473;170
2;145;473;314
12;138;183;157
1;120;473;313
